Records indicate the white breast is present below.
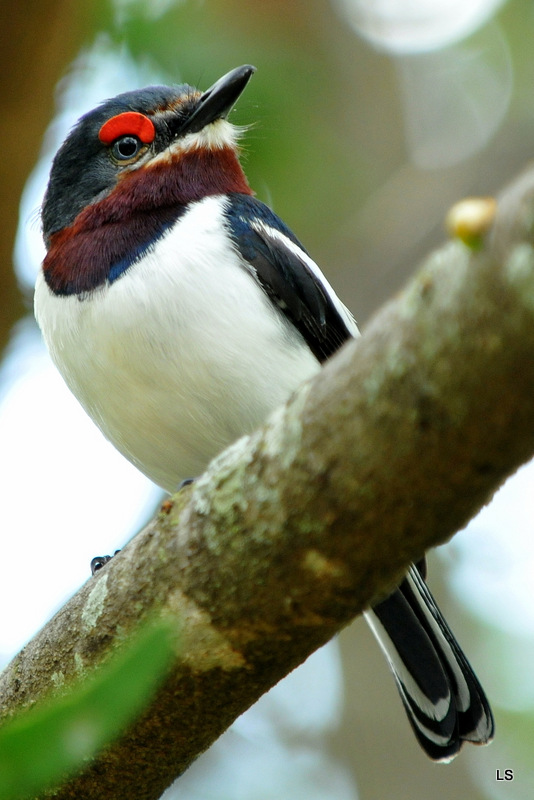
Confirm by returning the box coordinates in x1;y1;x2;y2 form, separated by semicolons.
34;196;320;491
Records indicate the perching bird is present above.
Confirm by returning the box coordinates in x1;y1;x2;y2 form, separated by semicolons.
34;64;494;761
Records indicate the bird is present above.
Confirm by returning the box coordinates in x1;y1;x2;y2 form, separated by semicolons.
34;64;494;761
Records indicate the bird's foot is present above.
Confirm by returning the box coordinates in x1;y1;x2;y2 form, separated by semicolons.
91;549;121;576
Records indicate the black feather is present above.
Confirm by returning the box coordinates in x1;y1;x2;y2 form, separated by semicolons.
224;194;355;361
225;192;493;760
370;567;494;760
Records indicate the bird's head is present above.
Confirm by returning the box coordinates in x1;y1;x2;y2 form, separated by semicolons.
41;65;256;295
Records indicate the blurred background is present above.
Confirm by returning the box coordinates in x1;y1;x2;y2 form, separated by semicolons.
2;0;534;797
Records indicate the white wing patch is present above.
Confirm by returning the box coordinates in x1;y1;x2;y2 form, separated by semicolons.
249;219;359;339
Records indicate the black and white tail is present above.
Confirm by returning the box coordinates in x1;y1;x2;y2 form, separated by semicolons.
365;563;494;761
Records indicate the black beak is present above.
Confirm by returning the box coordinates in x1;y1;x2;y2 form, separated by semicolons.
179;65;256;136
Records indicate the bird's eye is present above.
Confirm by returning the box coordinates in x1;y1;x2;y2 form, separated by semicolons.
99;112;155;164
111;135;143;161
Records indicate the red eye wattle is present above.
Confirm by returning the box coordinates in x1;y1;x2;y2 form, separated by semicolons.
98;112;156;145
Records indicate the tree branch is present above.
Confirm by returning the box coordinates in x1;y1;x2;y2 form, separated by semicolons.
3;165;534;799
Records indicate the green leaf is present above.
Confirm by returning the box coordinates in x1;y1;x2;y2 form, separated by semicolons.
0;618;176;799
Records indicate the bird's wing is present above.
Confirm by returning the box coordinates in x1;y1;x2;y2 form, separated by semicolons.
225;194;494;762
224;194;358;362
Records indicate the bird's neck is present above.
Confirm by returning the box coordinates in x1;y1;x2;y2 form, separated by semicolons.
157;145;253;205
73;145;252;228
42;146;253;296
